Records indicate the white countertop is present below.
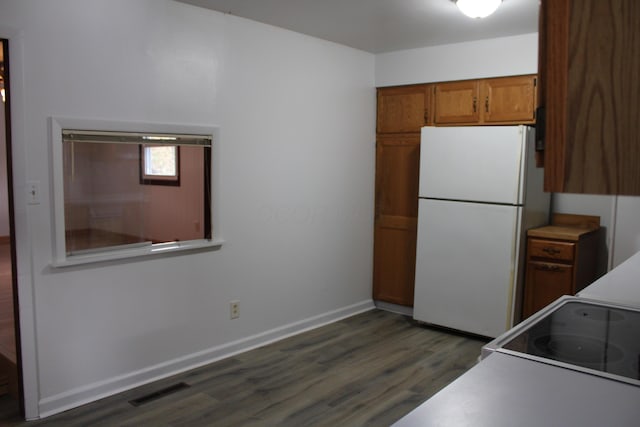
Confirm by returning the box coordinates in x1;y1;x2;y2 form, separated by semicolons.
393;250;640;427
393;352;640;427
578;250;640;307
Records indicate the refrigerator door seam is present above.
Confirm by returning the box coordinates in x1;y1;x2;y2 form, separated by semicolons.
420;196;523;207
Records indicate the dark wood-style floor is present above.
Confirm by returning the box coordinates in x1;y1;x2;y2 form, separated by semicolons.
0;241;15;364
0;240;19;404
0;309;487;426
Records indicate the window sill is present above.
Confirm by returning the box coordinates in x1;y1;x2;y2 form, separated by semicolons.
50;238;224;268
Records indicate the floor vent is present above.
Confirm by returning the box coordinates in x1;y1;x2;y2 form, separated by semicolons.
128;382;191;407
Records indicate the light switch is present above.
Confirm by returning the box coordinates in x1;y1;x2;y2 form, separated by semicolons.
27;180;40;205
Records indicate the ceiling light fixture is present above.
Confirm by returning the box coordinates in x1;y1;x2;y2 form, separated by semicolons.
455;0;502;19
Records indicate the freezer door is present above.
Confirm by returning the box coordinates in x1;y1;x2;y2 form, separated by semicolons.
420;126;526;205
413;199;521;338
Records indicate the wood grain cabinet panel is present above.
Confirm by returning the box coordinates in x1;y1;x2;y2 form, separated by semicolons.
373;85;431;306
377;84;433;133
372;134;420;306
375;135;421;218
434;76;537;125
482;76;537;124
540;0;640;194
434;80;480;124
527;239;574;263
373;216;417;306
524;260;574;316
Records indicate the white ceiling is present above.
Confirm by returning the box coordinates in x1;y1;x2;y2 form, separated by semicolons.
176;0;540;53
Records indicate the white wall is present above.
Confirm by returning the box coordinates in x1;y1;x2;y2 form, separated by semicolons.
0;97;9;236
0;0;375;418
375;33;539;86
553;194;640;272
551;194;614;274
610;197;640;268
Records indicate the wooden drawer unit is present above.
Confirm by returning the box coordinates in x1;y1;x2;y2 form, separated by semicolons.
522;214;600;319
525;260;574;315
528;239;574;262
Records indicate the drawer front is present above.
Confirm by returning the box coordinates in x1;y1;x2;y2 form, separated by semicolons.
528;239;574;262
523;260;574;318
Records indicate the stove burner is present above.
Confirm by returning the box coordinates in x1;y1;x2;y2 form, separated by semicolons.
494;299;640;386
534;334;625;366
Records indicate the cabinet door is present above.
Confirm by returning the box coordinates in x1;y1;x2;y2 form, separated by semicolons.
373;134;420;306
434;80;480;124
482;75;536;124
523;260;573;318
377;85;431;133
542;0;640;194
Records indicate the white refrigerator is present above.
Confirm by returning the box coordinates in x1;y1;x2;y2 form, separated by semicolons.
413;126;549;338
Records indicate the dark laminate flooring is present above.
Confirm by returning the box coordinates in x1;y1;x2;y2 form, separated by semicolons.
0;240;18;404
0;242;15;363
0;309;487;426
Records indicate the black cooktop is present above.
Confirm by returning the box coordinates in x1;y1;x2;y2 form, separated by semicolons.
502;300;640;383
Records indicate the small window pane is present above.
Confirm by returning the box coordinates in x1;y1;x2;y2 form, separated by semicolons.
144;145;177;177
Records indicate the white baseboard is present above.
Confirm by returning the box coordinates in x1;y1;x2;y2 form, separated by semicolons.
38;299;375;418
374;300;414;317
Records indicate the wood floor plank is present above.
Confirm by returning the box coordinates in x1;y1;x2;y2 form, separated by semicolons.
0;309;487;426
119;392;220;427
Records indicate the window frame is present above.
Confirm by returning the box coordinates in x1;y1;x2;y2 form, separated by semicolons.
50;117;223;267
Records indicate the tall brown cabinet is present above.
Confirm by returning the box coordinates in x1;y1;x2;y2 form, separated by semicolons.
373;84;432;306
373;76;537;307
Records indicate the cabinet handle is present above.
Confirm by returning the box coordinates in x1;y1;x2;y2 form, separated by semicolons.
542;247;561;256
473;97;477;113
534;264;562;272
485;96;489;113
424;109;429;124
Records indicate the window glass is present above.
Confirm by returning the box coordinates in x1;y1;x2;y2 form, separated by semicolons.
141;145;180;185
143;145;178;177
61;131;211;256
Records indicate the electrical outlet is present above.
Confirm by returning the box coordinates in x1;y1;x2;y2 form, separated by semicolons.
230;300;240;319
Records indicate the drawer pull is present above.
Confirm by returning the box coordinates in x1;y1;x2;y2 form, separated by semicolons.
542;247;561;256
534;264;562;272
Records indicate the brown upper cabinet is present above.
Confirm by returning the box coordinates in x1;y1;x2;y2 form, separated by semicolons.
482;76;537;123
434;80;480;124
540;0;640;195
377;84;433;133
434;75;537;125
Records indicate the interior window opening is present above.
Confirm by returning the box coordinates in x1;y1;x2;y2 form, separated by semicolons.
61;130;212;256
